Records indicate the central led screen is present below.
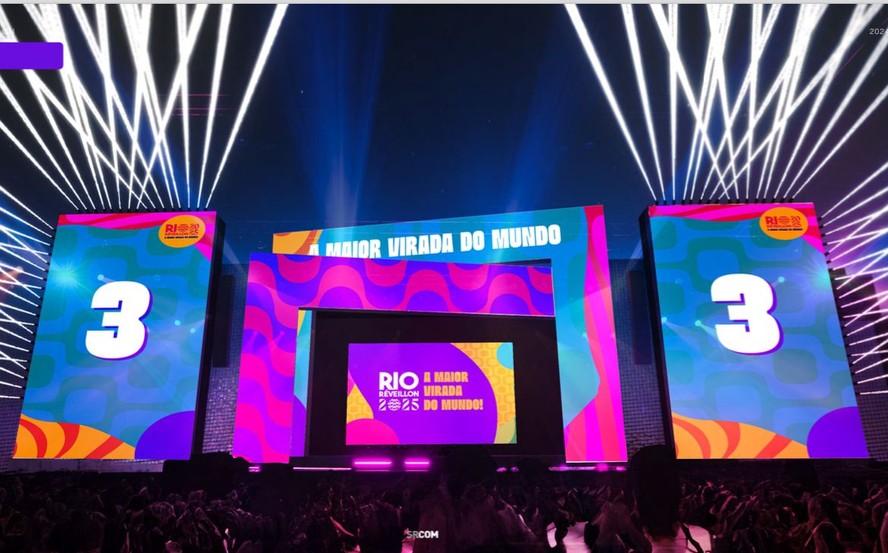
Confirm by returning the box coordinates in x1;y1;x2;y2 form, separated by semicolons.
345;342;517;446
260;205;625;463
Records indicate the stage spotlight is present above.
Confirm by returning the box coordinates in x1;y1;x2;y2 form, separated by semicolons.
404;458;431;471
353;457;393;471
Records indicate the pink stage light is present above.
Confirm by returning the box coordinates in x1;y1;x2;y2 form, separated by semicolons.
292;466;352;472
547;463;628;472
548;464;599;472
353;458;394;470
404;458;431;470
248;465;261;473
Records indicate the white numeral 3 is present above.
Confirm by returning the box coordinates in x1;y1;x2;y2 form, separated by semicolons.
85;281;152;360
710;273;782;355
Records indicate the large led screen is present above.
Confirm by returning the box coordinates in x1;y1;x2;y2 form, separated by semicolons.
346;342;517;446
251;205;624;463
233;254;553;461
307;310;562;457
15;212;219;460
644;203;866;459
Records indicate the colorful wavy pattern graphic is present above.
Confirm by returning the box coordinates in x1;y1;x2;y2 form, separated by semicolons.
672;413;807;459
647;203;866;459
345;342;516;446
58;212;217;260
15;414;135;459
263;205;624;463
291;310;312;456
453;342;516;441
16;212;217;460
648;203;823;253
233;254;553;462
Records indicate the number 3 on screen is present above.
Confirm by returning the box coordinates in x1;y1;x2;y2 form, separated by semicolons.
85;281;152;360
710;273;782;355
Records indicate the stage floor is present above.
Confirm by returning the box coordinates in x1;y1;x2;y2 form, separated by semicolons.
543;524;712;553
356;523;715;552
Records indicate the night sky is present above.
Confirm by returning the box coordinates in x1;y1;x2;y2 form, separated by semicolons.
2;4;887;262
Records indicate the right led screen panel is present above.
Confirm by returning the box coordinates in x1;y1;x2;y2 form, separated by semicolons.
644;203;867;459
346;342;517;446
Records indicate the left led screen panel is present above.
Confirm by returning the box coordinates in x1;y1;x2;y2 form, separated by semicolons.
15;212;219;460
346;342;518;446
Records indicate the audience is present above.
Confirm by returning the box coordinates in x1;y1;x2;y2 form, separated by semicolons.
0;464;887;552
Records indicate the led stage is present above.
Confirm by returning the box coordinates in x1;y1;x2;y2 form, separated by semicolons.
346;342;517;446
238;206;623;463
15;212;219;460
233;254;553;461
644;203;866;459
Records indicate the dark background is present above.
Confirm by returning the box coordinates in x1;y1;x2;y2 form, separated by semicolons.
306;309;564;458
0;5;887;469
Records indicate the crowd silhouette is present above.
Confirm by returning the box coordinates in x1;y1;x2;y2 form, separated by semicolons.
0;461;887;552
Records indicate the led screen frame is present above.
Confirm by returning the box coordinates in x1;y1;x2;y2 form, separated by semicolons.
345;341;518;447
252;205;624;463
16;212;220;461
643;203;867;460
233;254;554;460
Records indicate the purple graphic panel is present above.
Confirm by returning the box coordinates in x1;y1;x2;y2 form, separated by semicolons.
346;343;516;446
233;254;553;462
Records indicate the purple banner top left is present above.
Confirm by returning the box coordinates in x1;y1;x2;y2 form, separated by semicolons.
0;42;63;70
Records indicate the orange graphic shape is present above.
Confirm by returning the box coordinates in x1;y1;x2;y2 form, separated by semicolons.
159;214;206;248
273;230;322;254
346;381;374;424
672;413;808;459
14;415;135;460
759;207;808;240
